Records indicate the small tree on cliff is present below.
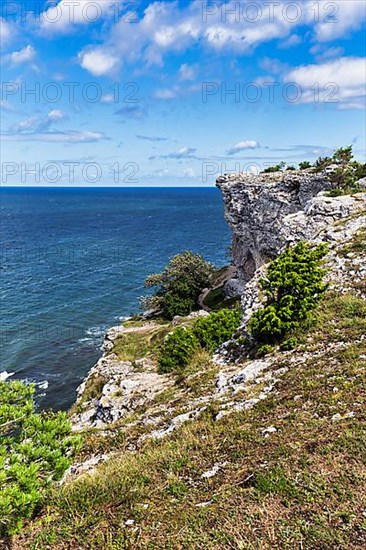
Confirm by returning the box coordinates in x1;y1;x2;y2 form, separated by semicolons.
142;251;213;319
315;146;366;193
249;242;328;344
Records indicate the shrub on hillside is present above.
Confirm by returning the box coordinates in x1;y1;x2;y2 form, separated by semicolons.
158;327;199;373
142;251;214;320
262;161;286;173
0;380;81;538
158;308;242;373
192;308;242;353
299;161;312;170
249;242;328;344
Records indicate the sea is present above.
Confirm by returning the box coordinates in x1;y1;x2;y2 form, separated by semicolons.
0;187;231;410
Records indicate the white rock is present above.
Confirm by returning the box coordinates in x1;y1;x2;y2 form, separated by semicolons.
261;426;277;436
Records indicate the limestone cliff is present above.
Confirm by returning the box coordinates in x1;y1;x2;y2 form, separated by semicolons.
217;169;365;305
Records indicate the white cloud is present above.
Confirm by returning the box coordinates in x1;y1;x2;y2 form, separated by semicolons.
136;134;168;142
0;18;13;47
154;88;177;99
48;109;64;121
279;34;302;49
313;0;366;42
76;1;306;76
39;0;120;34
100;93;115;104
178;63;197;81
79;48;118;76
149;146;197;160
168;146;196;159
260;57;288;74
17;116;40;132
53;72;66;81
227;140;260;155
2;130;105;143
310;45;345;62
14;110;66;134
10;45;36;65
0;100;15;112
33;0;366;79
284;57;366;109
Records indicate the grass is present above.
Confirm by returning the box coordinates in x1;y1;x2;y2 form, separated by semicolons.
12;285;366;549
112;323;172;362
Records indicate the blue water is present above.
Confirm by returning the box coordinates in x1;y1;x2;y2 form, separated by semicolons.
0;187;231;410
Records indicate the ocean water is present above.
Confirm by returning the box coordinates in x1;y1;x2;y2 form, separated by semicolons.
0;187;231;410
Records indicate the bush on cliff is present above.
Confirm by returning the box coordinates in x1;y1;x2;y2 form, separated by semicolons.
0;380;81;538
158;327;199;373
249;242;328;344
315;146;366;194
192;308;242;353
298;161;312;170
158;308;242;373
262;161;286;173
142;251;214;320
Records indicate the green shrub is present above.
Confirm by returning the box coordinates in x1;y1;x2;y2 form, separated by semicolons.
263;161;286;173
158;308;242;373
249;242;328;344
0;380;81;537
192;308;242;353
316;145;366;194
299;161;312;170
281;337;298;351
142;251;213;320
256;344;274;357
158;327;199;373
315;155;332;171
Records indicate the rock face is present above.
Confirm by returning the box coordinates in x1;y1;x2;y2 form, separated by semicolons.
216;170;332;282
216;169;365;362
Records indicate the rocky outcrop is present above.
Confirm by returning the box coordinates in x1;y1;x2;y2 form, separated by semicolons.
216;170;332;282
71;324;175;431
217;168;365;328
216;180;366;363
73;179;365;434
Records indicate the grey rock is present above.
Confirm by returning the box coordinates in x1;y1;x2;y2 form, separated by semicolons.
223;278;245;299
217;170;332;282
356;177;366;189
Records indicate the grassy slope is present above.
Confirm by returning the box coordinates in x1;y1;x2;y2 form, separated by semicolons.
13;288;366;550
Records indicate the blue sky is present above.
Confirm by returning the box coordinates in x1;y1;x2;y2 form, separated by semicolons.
1;0;365;186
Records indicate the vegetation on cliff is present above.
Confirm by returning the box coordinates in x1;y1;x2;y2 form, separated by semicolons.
0;381;80;539
262;145;366;196
141;251;213;319
158;308;242;373
249;242;328;348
